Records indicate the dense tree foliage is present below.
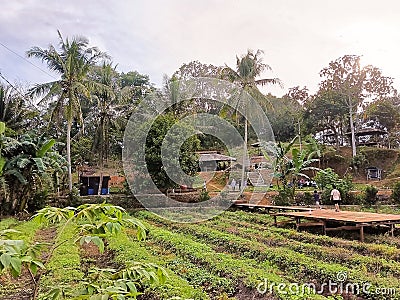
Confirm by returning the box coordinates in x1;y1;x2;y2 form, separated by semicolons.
0;84;37;134
319;55;396;156
265;93;299;142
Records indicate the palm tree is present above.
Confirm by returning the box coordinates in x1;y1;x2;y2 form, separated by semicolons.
89;63;118;168
221;49;282;192
27;31;107;193
0;83;37;133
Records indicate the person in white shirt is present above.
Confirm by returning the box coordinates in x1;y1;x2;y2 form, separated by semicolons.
330;184;341;212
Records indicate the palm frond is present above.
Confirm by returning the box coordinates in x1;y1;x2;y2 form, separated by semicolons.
28;81;60;100
255;78;284;88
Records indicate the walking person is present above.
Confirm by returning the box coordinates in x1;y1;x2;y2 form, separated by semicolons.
330;185;341;212
202;180;207;191
313;190;321;209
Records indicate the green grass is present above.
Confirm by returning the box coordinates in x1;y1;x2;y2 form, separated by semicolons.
38;222;84;297
0;217;18;231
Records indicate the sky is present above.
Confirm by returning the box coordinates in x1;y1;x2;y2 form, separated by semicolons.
1;0;400;97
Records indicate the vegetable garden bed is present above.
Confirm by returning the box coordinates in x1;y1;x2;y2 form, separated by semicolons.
1;207;400;299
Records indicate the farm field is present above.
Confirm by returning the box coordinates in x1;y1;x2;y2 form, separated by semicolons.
2;208;400;300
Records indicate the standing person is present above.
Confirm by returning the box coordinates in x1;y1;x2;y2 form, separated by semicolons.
231;178;236;191
314;190;321;209
203;180;207;191
330;185;341;212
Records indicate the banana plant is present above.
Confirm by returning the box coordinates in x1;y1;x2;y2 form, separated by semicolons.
32;203;168;300
273;136;320;200
1;133;66;213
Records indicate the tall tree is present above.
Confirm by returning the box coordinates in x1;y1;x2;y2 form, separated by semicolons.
319;55;395;157
303;90;348;148
89;63;118;168
221;49;282;192
284;86;308;148
265;93;300;142
173;60;223;80
27;31;107;193
364;97;400;148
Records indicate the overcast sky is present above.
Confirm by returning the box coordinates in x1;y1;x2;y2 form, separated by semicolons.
1;0;400;97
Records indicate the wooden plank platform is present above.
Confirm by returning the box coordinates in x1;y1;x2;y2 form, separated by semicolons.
273;209;400;242
232;203;314;213
274;210;400;223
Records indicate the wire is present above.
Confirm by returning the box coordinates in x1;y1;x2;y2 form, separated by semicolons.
0;72;26;98
0;71;39;111
0;41;58;80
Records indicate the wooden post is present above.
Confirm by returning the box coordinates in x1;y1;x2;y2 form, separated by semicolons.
322;220;326;235
391;224;395;237
273;215;277;226
360;226;364;242
295;217;301;231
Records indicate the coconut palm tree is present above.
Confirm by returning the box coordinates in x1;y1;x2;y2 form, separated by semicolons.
0;83;37;133
221;49;282;192
27;31;108;193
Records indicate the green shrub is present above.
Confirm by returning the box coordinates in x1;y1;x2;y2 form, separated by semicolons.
273;188;292;206
392;182;400;204
364;185;378;206
295;191;313;205
346;192;365;206
314;168;353;204
27;190;49;212
199;190;210;202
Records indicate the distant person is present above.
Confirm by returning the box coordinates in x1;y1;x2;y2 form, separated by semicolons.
330;185;341;212
314;190;321;209
231;178;236;191
203;180;207;191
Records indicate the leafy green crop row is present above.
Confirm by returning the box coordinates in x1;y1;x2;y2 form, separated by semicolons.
223;210;400;260
206;214;400;278
137;217;328;300
107;229;209;300
137;211;400;299
0;217;18;231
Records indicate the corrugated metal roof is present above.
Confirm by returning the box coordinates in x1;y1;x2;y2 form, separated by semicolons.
199;153;237;162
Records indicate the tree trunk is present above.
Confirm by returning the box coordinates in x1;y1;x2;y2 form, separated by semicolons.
298;119;302;151
67;120;73;193
240;118;247;194
98;117;105;195
348;96;357;157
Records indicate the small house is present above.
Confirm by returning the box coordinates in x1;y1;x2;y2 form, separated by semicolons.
366;166;382;181
79;168;111;195
198;151;236;172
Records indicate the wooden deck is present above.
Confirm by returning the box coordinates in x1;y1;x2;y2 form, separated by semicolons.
273;209;400;242
232;203;314;213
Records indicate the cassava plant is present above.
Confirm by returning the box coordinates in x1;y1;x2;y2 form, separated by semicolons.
28;203;167;300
